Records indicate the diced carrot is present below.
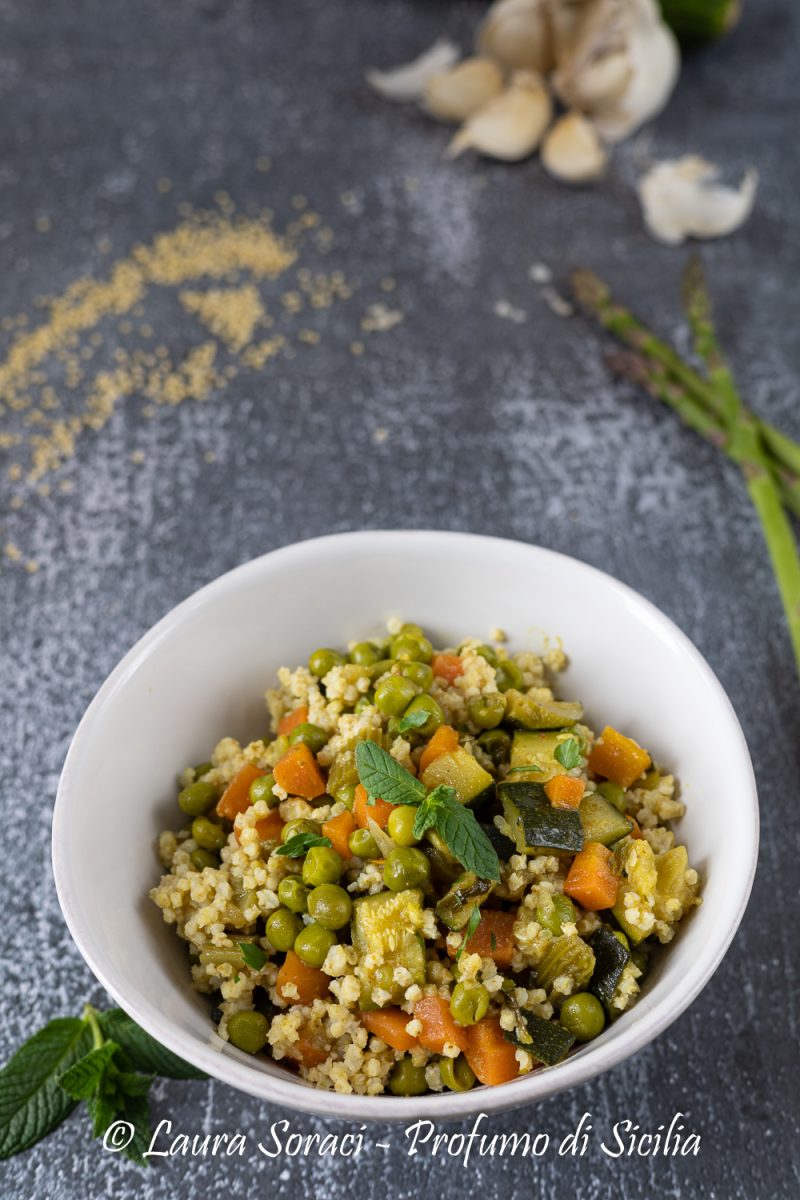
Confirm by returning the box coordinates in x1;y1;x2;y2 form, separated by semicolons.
630;818;644;839
353;782;397;831
362;1008;420;1052
276;950;330;1005
216;763;265;821
286;1027;329;1068
544;775;586;809
464;1015;521;1087
413;995;468;1054
564;841;619;911
419;724;460;774
322;810;356;858
445;910;516;968
278;705;309;736
588;726;651;790
431;653;465;684
273;743;327;800
255;808;284;842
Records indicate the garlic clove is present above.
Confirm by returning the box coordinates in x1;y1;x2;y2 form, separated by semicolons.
366;39;460;102
423;57;505;123
637;155;758;245
559;48;633;111
446;70;553;161
477;0;553;74
592;1;680;141
541;111;608;183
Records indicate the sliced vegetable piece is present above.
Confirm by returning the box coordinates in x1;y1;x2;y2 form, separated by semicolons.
278;705;310;736
588;726;651;789
353;782;397;831
436;871;495;931
504;689;583;730
413;995;469;1053
446;909;516;967
285;1028;329;1068
579;792;633;845
653;844;698;923
273;743;327;800
510;729;576;781
216;763;266;821
588;925;631;1008
503;1012;576;1065
418;724;460;773
321;810;356;858
464;1015;521;1086
612;838;658;943
431;653;465;683
480;821;517;862
545;775;585;809
276;950;330;1005
498;781;584;854
565;841;619;911
362;1008;420;1052
535;934;596;994
420;746;494;806
352;888;427;1000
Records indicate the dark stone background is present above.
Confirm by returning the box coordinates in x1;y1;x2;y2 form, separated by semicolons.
1;1;798;1196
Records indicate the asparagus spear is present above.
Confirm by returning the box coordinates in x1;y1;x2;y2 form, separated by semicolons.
573;266;800;678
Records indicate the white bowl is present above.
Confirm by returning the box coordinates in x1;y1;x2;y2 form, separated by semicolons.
53;531;758;1121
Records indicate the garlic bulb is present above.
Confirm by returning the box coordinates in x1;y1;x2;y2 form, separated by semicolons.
447;70;553;161
423;57;505;123
542;111;607;182
366;39;459;102
477;0;553;73
638;156;758;245
553;0;679;143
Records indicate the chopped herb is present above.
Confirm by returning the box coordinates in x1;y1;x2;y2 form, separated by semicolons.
396;709;430;735
554;738;582;771
274;832;332;857
238;943;267;971
455;906;482;964
355;741;425;807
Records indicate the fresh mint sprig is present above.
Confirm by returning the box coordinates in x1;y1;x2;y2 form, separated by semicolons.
355;740;425;806
274;832;332;857
554;738;582;770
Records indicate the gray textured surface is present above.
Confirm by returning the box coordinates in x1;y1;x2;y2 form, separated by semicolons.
1;0;799;1196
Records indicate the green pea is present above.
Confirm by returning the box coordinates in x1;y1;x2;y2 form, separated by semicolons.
390;634;433;664
335;782;357;811
559;993;606;1042
477;728;511;765
388;1057;428;1096
178;780;218;817
398;661;434;690
192;761;213;779
226;1010;270;1055
302;845;343;887
307;883;352;930
535;892;576;936
350;642;382;666
191;816;227;851
474;644;498;667
387;805;420;847
293;923;337;968
190;848;219;871
265;907;303;952
467;693;506;729
641;769;661;791
399;622;424;638
308;648;346;678
281;819;318;844
277;876;310;913
364;658;395;681
439;1054;476;1092
249;773;278;808
449;982;490;1026
597;781;626;811
348;828;380;858
287;722;328;754
374;675;416;716
355;692;375;713
495;660;523;692
400;694;444;737
383;847;430;891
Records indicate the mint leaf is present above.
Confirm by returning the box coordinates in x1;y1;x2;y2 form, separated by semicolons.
411;784;456;840
274;832;332;857
355;741;425;807
59;1042;118;1101
96;1010;206;1080
414;786;500;881
554;738;581;771
0;1017;92;1160
239;943;267;971
396;709;430;735
455;906;482;964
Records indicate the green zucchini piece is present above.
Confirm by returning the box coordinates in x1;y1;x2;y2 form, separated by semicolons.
589;925;631;1008
612;840;657;945
498;781;584;855
504;689;583;730
420;746;494;806
579;792;633;847
480;821;517;863
535;934;595;994
435;871;496;931
508;730;577;781
352;888;426;1003
503;1012;576;1066
423;835;464;885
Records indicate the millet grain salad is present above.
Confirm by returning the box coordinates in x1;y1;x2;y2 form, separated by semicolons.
151;621;700;1096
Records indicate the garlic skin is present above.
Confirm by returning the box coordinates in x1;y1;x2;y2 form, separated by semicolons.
366;39;459;102
477;0;553;73
553;0;679;143
638;155;758;245
423;57;505;123
447;70;553;162
542;111;607;183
